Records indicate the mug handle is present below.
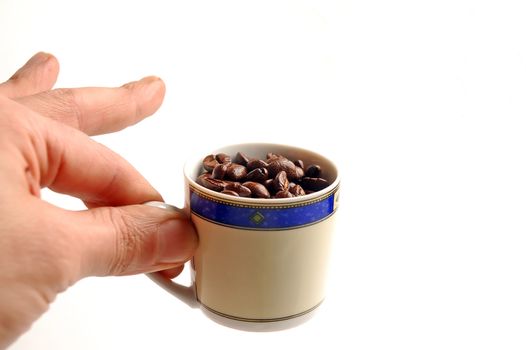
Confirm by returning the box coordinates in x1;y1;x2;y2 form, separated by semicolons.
143;201;199;309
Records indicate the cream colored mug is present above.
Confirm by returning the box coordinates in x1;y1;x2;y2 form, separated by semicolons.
147;143;340;325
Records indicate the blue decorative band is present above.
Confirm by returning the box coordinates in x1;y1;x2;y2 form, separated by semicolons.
189;186;338;230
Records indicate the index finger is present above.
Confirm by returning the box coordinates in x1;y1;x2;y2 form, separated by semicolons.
16;76;165;136
0;52;59;98
0;96;162;207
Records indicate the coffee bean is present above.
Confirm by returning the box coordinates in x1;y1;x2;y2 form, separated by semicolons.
266;152;280;160
211;163;228;179
200;176;226;191
275;190;294;198
293;166;304;180
247;159;268;172
225;182;252;197
305;164;322;178
242;181;271;198
263;178;275;194
226;163;247;181
221;189;240;197
273;171;289;192
246;167;269;182
199;152;330;198
215;153;232;164
267;158;296;178
301;177;329;191
240;188;252;197
289;184;306;196
196;173;211;186
294;159;304;169
234;152;250;166
203;154;219;172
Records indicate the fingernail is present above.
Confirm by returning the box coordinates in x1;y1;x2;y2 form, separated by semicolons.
143;201;183;214
158;219;198;264
142;76;164;99
27;52;52;67
123;76;165;100
124;76;161;88
139;75;161;84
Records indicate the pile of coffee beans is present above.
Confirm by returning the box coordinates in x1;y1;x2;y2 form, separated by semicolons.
196;152;330;198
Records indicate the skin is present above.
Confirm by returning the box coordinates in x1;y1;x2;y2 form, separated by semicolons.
0;52;198;349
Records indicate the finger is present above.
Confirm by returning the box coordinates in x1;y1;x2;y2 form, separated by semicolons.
17;76;165;136
0;97;162;207
65;204;197;277
0;52;59;98
158;265;185;280
45;119;162;206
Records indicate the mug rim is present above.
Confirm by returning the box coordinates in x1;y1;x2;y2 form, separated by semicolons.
183;142;340;205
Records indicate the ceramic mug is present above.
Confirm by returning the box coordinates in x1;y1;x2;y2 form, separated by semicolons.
147;143;340;324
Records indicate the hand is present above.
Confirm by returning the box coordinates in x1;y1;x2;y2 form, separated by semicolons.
0;52;198;348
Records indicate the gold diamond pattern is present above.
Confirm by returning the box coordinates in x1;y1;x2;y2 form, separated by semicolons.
249;211;265;225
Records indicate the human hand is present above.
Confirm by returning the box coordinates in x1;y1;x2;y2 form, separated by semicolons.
0;52;198;349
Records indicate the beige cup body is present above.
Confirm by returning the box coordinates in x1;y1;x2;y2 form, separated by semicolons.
184;143;339;321
190;208;336;321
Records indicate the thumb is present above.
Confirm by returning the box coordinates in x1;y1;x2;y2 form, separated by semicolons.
67;203;198;277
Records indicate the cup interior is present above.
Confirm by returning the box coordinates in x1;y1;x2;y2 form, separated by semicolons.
184;143;339;204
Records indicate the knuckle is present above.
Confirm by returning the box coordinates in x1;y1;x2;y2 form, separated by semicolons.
121;83;142;120
105;207;150;275
45;88;83;130
8;71;23;84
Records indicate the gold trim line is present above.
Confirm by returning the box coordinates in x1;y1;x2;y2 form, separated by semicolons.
200;300;323;323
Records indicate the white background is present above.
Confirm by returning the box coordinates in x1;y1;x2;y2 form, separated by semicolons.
1;0;526;349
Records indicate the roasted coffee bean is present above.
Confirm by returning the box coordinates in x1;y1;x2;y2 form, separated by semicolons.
263;178;275;194
200;177;226;191
301;177;329;191
266;152;286;161
293;166;305;180
305;164;322;178
275;190;294;198
221;189;240;197
273;171;289;192
203;154;219;172
267;158;297;178
266;152;279;160
246;159;268;171
234;152;250;166
211;163;228;179
196;173;211;186
224;182;252;197
294;159;304;169
224;181;239;190
243;181;271;198
246;167;269;182
199;152;329;198
226;163;247;181
289;184;306;196
215;153;232;164
285;165;299;180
